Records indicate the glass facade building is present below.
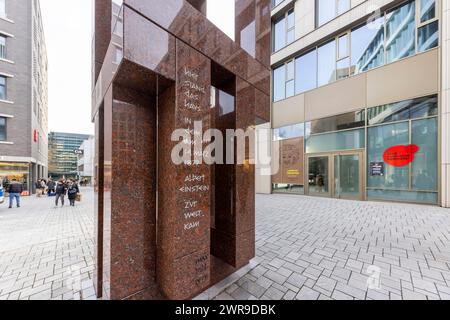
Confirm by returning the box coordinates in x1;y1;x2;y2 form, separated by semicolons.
48;132;91;179
265;0;448;206
271;96;439;204
272;0;439;102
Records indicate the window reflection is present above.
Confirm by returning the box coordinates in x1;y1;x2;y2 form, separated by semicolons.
273;17;285;52
386;1;416;64
412;118;438;191
307;110;366;135
273;123;305;141
350;17;384;74
317;0;336;27
368;123;410;189
295;49;317;94
273;65;285;102
317;40;336;86
420;0;435;23
316;0;350;27
418;20;439;52
367;95;438;125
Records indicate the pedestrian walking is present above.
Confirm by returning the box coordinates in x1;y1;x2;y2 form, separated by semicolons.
8;179;23;209
47;179;56;196
35;179;42;197
0;178;4;205
67;180;79;207
55;179;67;207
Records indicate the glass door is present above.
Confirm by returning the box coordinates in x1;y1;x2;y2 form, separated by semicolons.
307;156;330;196
333;152;364;200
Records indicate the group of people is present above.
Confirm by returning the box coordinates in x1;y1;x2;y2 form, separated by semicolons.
2;178;82;209
53;179;80;207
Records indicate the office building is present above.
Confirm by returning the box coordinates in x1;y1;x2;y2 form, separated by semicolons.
48;132;91;179
77;135;95;183
0;0;48;193
262;0;449;207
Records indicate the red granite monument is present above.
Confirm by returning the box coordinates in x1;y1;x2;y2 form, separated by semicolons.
92;0;270;300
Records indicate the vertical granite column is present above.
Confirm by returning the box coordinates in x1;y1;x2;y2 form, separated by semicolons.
101;85;158;300
93;105;104;298
157;40;212;300
93;0;112;83
234;78;256;266
211;78;256;268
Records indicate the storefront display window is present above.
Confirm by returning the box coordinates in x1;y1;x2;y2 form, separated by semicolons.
306;128;365;154
367;95;438;204
368;122;410;190
411;118;438;191
0;162;30;192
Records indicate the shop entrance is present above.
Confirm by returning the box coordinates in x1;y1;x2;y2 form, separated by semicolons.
306;151;365;200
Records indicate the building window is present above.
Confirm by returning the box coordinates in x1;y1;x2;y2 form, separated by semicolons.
273;9;295;52
273;59;295;102
418;0;438;52
274;0;439;102
273;123;305;141
0;76;6;100
273;64;285;102
0;35;6;59
0;116;6;141
420;0;435;23
350;16;385;75
316;0;350;27
295;49;317;94
337;33;350;80
285;60;294;98
385;0;416;64
317;39;336;86
367;95;438;204
0;0;5;18
306;110;366;135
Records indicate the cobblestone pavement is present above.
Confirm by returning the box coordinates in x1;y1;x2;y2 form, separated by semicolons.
0;188;95;300
214;194;450;300
2;190;450;300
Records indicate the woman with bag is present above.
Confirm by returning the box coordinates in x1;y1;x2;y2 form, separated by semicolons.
67;180;80;207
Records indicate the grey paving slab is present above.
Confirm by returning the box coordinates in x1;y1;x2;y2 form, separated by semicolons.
211;194;450;300
0;188;95;300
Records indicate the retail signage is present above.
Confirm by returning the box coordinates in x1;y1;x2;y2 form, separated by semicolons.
383;144;420;167
370;162;384;176
33;130;37;142
74;149;84;155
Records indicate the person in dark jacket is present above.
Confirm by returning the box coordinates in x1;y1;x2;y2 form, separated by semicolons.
55;180;67;207
8;179;23;209
67;180;79;207
47;179;56;196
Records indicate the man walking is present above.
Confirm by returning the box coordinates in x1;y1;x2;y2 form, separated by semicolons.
8;179;23;209
55;180;67;207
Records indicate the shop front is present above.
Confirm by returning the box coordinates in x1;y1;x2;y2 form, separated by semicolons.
0;162;31;194
272;95;439;205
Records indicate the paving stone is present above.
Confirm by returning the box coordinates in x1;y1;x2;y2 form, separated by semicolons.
264;270;287;285
295;286;320;300
282;290;296;300
264;286;284;300
331;290;354;300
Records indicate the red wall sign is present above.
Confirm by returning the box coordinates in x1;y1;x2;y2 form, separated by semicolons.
34;130;37;142
383;144;420;167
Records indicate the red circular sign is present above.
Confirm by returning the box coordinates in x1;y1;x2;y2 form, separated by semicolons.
383;144;420;167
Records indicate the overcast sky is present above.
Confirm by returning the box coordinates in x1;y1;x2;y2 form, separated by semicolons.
40;0;234;135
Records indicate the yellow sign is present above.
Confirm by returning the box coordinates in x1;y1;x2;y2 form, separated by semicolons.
287;170;300;176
